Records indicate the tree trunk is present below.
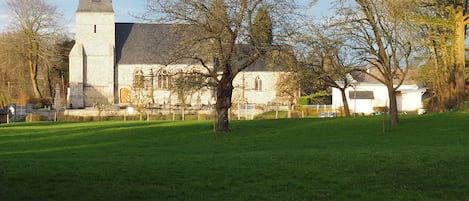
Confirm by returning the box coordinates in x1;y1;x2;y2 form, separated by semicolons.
454;2;466;108
387;84;399;125
46;63;53;98
215;75;234;132
29;60;42;99
28;38;42;99
340;87;351;117
432;40;448;112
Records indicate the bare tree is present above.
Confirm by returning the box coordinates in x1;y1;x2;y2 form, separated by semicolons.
144;0;296;132
5;0;63;99
335;0;414;125
298;22;359;117
0;32;31;98
0;93;12;109
171;70;208;120
128;69;149;121
272;47;303;118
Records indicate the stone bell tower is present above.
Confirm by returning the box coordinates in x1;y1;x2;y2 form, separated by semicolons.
68;0;115;108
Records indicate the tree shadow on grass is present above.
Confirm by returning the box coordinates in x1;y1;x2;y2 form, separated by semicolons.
0;121;193;158
0;168;7;199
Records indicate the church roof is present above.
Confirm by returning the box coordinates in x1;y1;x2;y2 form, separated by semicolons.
115;23;288;72
77;0;113;12
116;23;194;65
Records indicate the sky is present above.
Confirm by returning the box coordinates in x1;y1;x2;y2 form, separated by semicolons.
0;0;333;33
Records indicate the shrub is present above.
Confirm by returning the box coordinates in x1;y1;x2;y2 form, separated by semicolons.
299;91;332;105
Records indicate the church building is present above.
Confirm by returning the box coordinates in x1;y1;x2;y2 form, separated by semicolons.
68;0;289;109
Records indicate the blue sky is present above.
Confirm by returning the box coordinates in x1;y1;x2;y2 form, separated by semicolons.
0;0;333;32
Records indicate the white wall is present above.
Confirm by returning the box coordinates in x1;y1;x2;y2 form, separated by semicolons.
69;12;116;108
399;90;425;111
232;72;280;105
332;82;424;114
117;64;282;106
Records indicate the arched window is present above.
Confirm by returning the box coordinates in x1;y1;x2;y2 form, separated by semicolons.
157;70;171;89
133;69;144;89
255;76;263;92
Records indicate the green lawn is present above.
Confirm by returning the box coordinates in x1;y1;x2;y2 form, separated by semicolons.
0;113;468;201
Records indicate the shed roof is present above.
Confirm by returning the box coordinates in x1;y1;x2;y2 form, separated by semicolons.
349;91;375;99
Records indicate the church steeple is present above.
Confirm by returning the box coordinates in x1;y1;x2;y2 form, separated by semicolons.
68;0;116;108
77;0;113;12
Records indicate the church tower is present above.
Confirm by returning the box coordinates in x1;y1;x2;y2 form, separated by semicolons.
68;0;115;108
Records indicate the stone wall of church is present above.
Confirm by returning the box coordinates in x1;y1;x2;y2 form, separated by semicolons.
117;64;214;107
69;12;116;108
117;64;282;107
232;71;280;105
75;12;115;55
68;43;85;108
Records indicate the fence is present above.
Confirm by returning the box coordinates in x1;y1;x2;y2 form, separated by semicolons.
236;103;257;120
1;104;340;123
296;105;338;118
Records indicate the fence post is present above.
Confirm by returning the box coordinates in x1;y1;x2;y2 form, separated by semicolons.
182;108;185;121
245;103;248;120
276;105;279;119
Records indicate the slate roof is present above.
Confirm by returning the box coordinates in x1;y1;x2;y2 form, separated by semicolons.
116;23;197;65
241;57;284;72
77;0;113;12
115;23;288;72
232;45;288;72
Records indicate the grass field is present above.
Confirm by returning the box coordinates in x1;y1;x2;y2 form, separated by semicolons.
0;113;468;201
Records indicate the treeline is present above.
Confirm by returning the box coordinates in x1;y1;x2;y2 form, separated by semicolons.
1;0;469;124
296;0;469;124
0;0;73;108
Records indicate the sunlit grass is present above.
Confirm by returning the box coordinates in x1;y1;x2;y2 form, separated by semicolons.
1;113;469;200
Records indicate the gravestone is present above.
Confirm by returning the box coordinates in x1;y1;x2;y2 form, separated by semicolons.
54;84;61;110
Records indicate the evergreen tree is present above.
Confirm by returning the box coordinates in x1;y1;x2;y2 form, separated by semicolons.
251;7;273;48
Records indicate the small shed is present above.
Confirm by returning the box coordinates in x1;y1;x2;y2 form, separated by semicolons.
332;82;426;115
